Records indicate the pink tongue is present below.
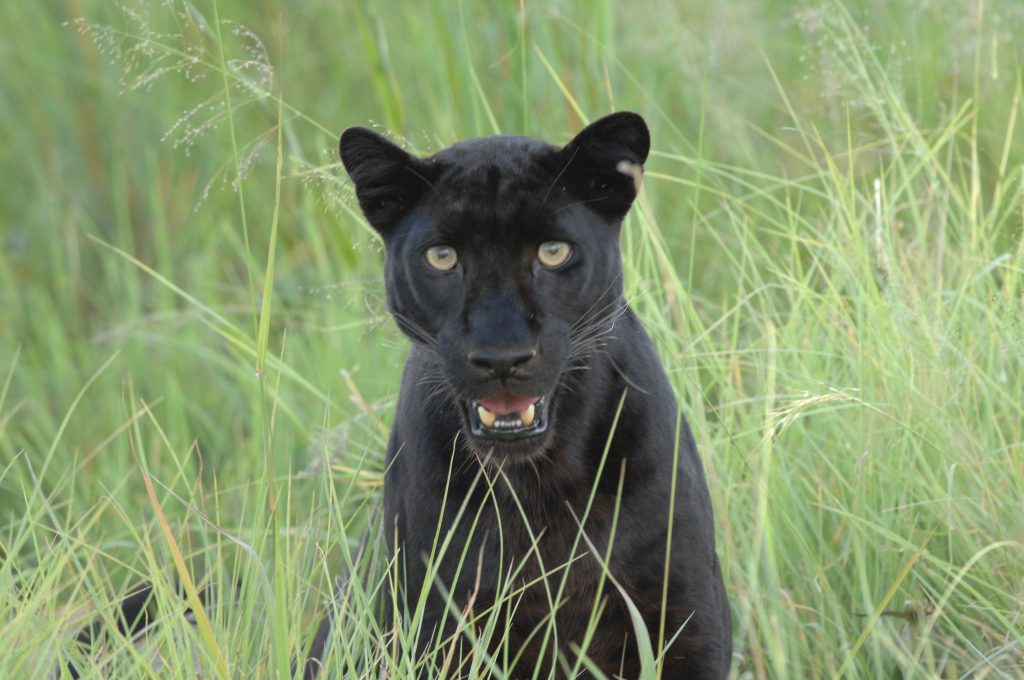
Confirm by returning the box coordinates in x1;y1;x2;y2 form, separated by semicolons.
477;394;539;416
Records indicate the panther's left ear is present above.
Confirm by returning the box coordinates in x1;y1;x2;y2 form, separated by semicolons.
559;111;650;221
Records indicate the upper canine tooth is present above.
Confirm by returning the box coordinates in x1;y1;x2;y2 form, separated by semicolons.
520;403;536;427
477;405;496;428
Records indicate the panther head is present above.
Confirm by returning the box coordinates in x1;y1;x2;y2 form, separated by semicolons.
339;113;650;460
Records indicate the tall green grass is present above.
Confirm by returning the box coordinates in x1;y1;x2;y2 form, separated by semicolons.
1;0;1022;677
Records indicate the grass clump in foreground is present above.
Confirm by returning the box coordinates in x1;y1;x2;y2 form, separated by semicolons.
0;0;1022;677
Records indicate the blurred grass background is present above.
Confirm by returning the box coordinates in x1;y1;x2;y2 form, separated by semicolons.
1;0;1023;677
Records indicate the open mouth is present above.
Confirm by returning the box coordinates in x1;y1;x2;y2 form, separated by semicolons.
466;393;549;441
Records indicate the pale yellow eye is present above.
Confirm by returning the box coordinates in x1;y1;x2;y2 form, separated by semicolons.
537;241;571;268
425;245;458;271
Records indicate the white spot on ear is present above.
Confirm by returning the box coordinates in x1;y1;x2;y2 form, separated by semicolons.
616;160;643;194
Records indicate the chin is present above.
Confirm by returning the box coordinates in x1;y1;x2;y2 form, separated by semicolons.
464;429;556;465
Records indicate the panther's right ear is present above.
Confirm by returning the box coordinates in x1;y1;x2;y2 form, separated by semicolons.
339;127;427;235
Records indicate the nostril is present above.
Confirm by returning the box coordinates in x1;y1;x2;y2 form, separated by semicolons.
508;348;536;375
469;356;495;375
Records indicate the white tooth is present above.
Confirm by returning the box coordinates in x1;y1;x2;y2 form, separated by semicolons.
477;405;496;428
521;403;535;427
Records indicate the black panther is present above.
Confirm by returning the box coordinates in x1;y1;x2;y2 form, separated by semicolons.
315;112;732;678
63;113;731;679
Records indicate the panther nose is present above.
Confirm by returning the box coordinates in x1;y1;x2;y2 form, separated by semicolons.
467;346;537;381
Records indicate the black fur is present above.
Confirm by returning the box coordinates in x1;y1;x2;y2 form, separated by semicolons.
326;112;732;678
61;582;216;678
63;583;156;679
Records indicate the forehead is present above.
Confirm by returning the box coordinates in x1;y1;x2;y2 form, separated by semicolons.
420;136;565;233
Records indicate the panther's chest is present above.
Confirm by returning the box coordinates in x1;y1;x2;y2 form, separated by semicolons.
471;496;641;677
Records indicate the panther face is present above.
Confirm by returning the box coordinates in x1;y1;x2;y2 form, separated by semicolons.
340;113;649;460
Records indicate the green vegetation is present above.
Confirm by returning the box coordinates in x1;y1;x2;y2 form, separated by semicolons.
2;0;1022;677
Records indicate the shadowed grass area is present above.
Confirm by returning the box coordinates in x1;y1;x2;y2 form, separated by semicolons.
1;0;1022;677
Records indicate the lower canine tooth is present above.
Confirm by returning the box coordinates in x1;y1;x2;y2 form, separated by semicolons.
477;405;496;428
521;403;536;427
